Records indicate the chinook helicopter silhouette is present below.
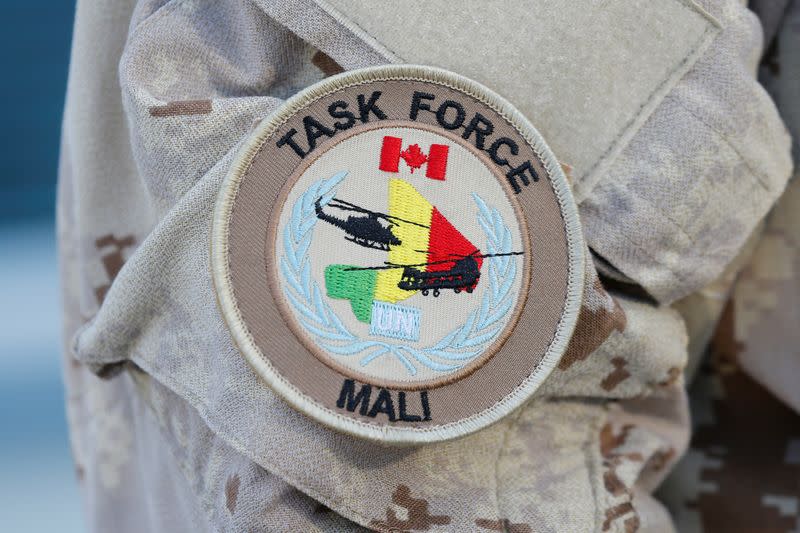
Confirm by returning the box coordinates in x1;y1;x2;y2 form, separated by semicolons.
344;250;524;297
314;197;428;251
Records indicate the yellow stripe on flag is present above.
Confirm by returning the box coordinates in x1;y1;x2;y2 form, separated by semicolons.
375;179;432;303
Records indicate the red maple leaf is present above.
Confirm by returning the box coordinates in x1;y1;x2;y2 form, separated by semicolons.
399;144;427;172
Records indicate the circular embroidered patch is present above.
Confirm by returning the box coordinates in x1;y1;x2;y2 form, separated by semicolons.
212;65;584;443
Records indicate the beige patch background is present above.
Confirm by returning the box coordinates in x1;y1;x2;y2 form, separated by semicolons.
273;124;528;386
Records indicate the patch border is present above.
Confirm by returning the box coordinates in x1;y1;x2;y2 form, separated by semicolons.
212;64;585;444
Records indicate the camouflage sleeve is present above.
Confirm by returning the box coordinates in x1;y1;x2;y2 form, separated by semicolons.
659;3;800;531
733;0;800;415
59;0;793;532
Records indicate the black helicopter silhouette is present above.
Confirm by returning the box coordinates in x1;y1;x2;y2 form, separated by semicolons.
345;250;523;297
315;197;429;251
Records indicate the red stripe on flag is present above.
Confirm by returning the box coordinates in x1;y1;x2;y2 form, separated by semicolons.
379;136;402;173
425;144;449;180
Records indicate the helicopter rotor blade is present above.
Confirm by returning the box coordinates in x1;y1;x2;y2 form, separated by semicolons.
470;251;524;260
415;249;523;260
414;248;481;258
323;197;429;228
381;213;429;228
343;251;524;271
325;198;373;215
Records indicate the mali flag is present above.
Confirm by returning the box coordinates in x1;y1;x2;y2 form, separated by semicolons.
325;179;481;323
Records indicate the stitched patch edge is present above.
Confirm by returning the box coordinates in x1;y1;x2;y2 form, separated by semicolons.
211;64;585;444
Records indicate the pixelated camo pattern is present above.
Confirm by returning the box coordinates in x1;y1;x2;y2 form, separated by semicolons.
59;0;795;531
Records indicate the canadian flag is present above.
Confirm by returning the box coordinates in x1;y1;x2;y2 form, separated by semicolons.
379;136;449;181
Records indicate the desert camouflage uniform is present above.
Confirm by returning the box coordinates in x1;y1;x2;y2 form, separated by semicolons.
660;2;800;530
58;0;797;531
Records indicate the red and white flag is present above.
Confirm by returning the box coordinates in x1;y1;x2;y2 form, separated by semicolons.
379;136;449;180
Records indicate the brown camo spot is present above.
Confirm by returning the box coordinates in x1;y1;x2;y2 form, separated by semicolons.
94;234;136;304
475;517;532;532
600;423;642;532
643;447;676;474
656;367;682;388
623;516;640;533
370;485;451;531
603;468;628;497
312;50;344;77
688;298;800;532
559;278;627;370
602;502;640;533
600;425;624;458
149;99;212;117
225;474;240;514
601;357;631;391
601;424;635;458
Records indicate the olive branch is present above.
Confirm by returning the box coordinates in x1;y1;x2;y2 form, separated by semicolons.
281;172;519;376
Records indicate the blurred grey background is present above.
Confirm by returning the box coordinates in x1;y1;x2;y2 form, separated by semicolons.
0;3;84;531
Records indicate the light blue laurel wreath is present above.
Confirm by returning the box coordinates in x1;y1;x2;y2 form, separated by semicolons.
281;171;518;376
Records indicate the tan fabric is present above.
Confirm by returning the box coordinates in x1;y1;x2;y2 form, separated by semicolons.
732;177;800;412
316;0;719;202
659;300;800;533
59;0;793;531
725;0;800;413
659;3;800;531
